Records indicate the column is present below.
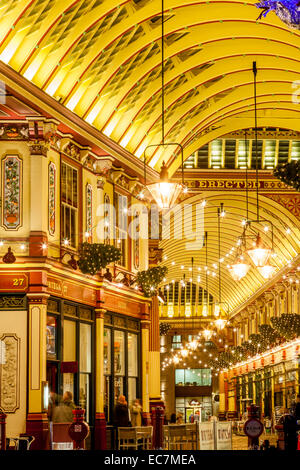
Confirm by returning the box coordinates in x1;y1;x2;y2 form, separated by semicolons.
28;137;49;257
218;371;226;419
26;293;49;450
149;296;162;413
141;317;151;424
94;307;106;450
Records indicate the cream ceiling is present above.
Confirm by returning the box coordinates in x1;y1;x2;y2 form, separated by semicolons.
1;0;300;173
159;192;300;311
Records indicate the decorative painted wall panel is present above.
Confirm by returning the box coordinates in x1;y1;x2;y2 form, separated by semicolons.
1;155;22;230
86;183;92;242
48;162;56;236
0;333;20;413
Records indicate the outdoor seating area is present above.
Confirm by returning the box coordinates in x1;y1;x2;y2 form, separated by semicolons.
163;423;198;450
117;426;153;450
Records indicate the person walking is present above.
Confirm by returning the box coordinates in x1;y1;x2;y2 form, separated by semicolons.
113;395;130;427
130;399;142;427
52;391;76;423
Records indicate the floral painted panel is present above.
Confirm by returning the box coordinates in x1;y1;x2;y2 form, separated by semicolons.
2;155;22;230
48;162;56;236
86;184;92;242
0;334;20;413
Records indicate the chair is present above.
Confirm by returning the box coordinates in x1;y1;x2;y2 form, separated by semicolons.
186;423;198;450
167;425;188;450
136;426;153;450
18;435;35;450
50;422;74;450
118;427;139;450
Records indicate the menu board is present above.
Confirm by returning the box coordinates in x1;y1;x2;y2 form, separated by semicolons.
198;422;214;450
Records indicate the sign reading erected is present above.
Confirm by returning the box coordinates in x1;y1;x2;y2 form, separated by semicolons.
216;421;232;450
198;422;214;450
244;418;264;438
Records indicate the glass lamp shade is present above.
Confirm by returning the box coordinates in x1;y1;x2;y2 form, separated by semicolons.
146;162;182;210
257;264;276;279
214;303;220;317
247;234;271;267
228;261;250;281
188;339;198;351
173;356;180;364
180;347;189;358
202;329;213;341
202;304;208;317
215;318;227;330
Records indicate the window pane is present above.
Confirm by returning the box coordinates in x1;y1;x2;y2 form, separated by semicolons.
128;333;138;377
128;377;137;407
79;374;90;423
63;373;74;397
63;320;76;361
104;376;110;422
175;369;184;385
80;323;91;373
114;330;125;376
46;315;57;359
114;376;124;403
104;328;111;375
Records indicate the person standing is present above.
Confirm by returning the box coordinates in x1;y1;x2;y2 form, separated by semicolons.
130;399;142;427
281;408;298;451
52;391;76;423
113;395;130;428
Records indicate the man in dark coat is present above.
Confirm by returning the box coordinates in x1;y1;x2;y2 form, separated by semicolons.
281;408;298;451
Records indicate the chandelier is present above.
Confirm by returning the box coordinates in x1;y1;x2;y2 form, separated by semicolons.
143;0;186;211
229;63;276;280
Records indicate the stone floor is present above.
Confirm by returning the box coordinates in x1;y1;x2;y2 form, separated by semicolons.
232;432;278;450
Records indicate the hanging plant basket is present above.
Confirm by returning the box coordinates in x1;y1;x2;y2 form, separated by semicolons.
159;323;171;336
136;265;168;297
271;313;300;340
273;160;300;192
78;242;121;276
258;324;280;347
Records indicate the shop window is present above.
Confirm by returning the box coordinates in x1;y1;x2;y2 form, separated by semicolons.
175;369;212;386
172;335;182;350
61;162;78;247
63;320;76;397
79;324;91;421
114;193;128;267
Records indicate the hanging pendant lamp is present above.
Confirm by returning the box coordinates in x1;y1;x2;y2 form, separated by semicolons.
143;0;185;210
228;259;251;281
247;233;272;267
257;263;277;279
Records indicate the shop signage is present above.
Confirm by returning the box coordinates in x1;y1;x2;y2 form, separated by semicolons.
198;422;214;450
0;273;28;292
189;400;200;406
244;418;264;438
47;276;96;306
216;422;232;450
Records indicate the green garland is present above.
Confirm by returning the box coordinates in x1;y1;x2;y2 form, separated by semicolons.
78;242;121;275
159;323;171;336
273;160;300;192
271;314;300;341
258;324;280;347
136;265;168;297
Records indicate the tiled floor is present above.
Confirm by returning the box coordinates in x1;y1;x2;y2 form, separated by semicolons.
232;432;278;450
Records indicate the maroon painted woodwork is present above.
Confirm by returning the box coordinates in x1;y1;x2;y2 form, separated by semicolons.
26;413;50;450
94;412;107;450
0;411;6;450
151;406;165;450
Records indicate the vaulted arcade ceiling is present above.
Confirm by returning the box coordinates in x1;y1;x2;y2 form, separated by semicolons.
1;0;300;174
